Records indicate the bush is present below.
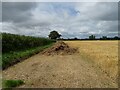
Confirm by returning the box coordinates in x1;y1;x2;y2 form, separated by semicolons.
2;33;55;53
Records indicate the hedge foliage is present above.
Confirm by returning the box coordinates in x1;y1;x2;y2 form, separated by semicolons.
2;33;55;53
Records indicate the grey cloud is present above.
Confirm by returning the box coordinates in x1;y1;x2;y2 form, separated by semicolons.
94;2;118;21
2;2;118;38
76;2;118;21
2;2;37;23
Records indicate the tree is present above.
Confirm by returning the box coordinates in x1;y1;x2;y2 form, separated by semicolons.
89;35;95;40
74;37;78;40
101;36;107;40
114;36;119;40
48;31;61;39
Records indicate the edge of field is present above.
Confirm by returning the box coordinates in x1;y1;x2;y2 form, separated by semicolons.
64;40;118;82
2;43;55;70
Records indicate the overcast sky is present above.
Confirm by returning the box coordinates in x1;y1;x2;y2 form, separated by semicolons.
1;2;118;38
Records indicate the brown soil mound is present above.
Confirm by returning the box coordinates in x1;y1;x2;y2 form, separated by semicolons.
41;41;78;55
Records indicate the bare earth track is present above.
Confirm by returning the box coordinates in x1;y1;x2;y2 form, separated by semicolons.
3;41;118;88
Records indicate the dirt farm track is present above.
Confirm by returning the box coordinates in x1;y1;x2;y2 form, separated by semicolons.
3;41;118;88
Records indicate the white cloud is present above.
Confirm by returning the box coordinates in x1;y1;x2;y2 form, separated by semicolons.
2;2;118;38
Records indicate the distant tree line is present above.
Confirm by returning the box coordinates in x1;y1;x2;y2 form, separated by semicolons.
48;31;120;40
87;35;120;40
58;35;120;40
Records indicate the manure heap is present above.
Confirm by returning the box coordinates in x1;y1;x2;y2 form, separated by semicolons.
41;41;78;55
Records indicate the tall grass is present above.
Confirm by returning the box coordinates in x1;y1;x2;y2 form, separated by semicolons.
2;44;54;69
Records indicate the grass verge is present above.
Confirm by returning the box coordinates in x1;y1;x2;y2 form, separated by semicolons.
2;79;24;88
2;43;55;70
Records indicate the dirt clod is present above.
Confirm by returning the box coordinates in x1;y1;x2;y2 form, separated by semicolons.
41;41;78;55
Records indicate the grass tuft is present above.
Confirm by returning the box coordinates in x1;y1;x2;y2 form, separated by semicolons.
3;80;24;88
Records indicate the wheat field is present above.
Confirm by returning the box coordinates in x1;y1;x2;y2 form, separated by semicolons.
65;41;118;81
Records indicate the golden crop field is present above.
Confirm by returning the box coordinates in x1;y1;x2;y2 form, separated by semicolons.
65;41;118;80
3;40;118;88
